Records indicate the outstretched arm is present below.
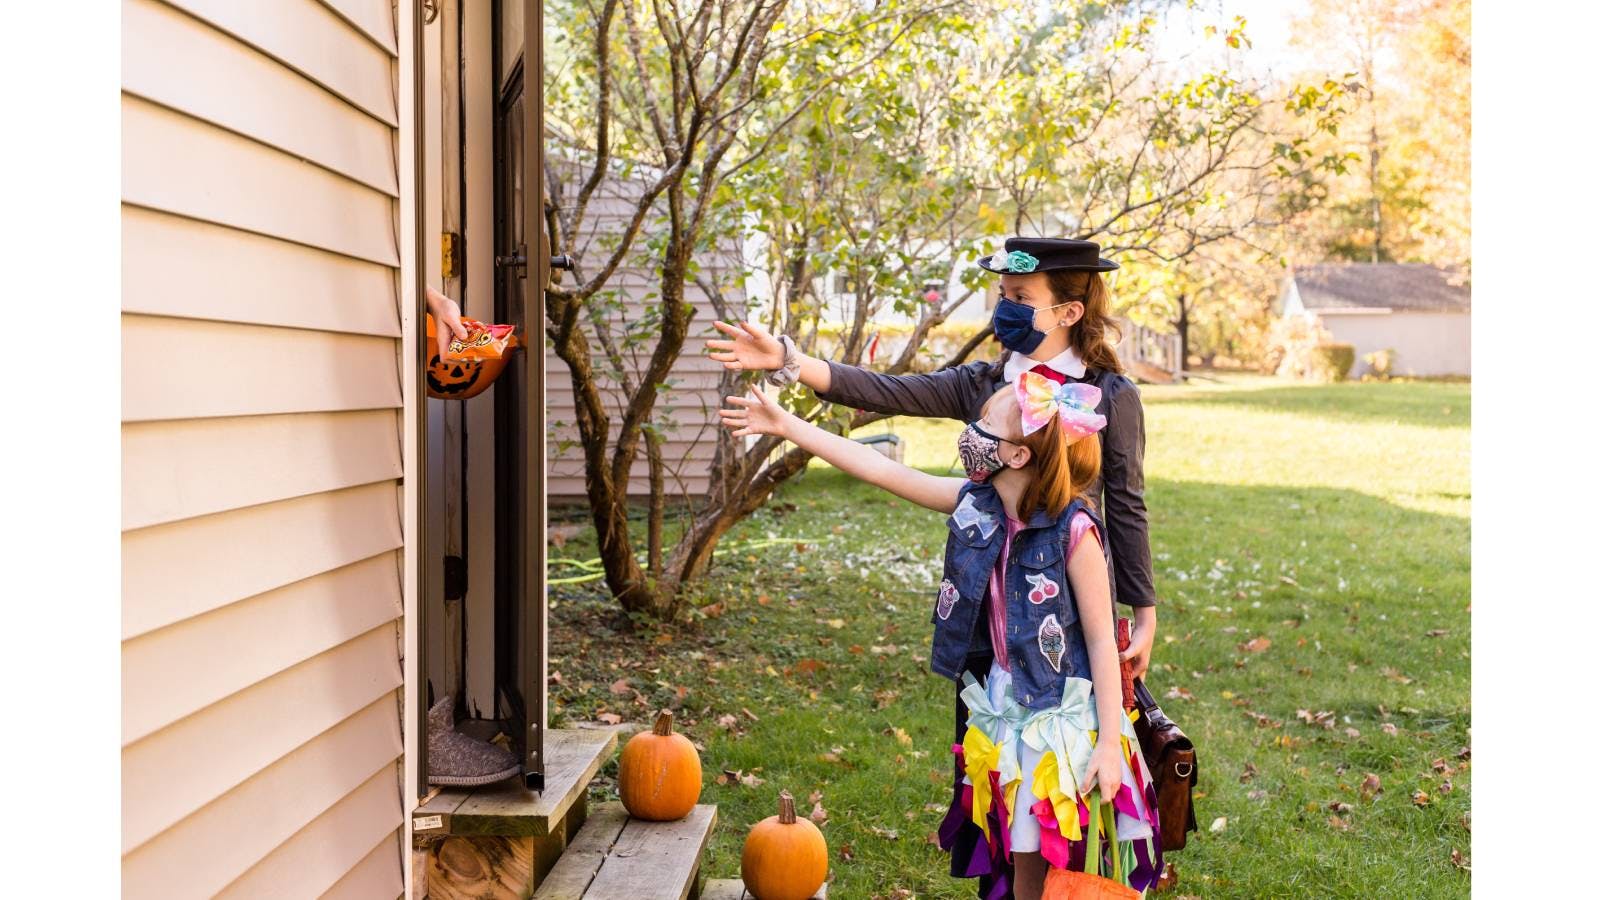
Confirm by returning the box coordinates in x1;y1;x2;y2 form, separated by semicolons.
720;387;964;514
707;319;989;422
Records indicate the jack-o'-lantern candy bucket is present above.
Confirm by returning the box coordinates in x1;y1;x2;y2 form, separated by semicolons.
425;315;521;400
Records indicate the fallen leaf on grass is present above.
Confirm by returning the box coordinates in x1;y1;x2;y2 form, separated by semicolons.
809;801;829;826
1425;629;1448;638
825;618;846;629
1431;758;1452;774
1209;816;1228;833
742;707;760;722
1449;849;1470;871
1344;727;1361;738
892;726;914;748
1439;779;1454;794
1328;801;1353;813
1328;815;1352;832
715;768;766;788
1166;686;1195;701
717;714;739;730
1244;710;1283;729
869;826;900;840
1381;723;1399;736
1239;762;1258;783
1239;636;1272;653
1280;575;1299;586
1461;810;1471;832
1380;667;1414;685
1247;789;1268;800
609;678;632;696
838;842;855;861
1359;773;1382;801
756;594;771;606
1296;709;1335;730
1412;790;1430;807
700;602;725;619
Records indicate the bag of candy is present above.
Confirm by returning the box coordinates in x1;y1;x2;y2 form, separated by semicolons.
425;315;520;399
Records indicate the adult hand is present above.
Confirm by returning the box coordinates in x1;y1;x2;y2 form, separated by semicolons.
707;320;785;373
425;286;469;360
718;386;790;439
1120;606;1157;680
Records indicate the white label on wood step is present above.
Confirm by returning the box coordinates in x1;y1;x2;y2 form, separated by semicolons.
413;815;444;831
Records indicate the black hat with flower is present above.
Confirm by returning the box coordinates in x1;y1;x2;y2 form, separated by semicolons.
977;236;1120;274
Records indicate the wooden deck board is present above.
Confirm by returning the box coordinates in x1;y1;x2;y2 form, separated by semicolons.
412;727;619;838
529;802;631;899
583;805;717;899
702;879;827;900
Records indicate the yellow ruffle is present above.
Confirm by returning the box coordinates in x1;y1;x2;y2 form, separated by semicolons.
1029;750;1083;841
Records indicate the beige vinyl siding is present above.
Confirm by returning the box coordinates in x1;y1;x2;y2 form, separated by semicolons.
121;1;405;897
545;158;747;498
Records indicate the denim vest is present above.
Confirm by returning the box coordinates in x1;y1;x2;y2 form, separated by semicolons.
930;481;1103;710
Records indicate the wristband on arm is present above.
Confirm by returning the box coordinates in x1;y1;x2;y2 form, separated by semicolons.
765;334;803;387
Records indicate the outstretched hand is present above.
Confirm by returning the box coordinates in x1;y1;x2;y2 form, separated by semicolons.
707;320;785;373
718;386;791;439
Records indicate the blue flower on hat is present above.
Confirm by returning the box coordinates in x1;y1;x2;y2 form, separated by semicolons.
1004;250;1039;273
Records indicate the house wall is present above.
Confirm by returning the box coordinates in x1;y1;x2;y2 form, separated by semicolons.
122;1;406;896
1319;310;1472;376
544;157;748;498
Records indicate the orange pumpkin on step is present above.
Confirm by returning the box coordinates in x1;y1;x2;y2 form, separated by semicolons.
741;790;828;900
618;710;702;821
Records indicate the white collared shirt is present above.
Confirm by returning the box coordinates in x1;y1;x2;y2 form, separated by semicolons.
1002;345;1087;383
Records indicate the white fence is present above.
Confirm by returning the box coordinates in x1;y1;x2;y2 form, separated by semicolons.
1115;318;1183;382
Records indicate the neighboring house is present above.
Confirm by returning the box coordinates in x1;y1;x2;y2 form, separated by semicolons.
1277;263;1472;377
543;154;747;500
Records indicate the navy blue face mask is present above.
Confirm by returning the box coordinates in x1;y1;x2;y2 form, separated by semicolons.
991;296;1077;355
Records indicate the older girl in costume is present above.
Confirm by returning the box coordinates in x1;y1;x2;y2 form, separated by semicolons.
720;373;1161;899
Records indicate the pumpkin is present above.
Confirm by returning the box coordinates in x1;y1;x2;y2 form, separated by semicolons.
618;709;702;821
425;315;519;400
740;790;828;900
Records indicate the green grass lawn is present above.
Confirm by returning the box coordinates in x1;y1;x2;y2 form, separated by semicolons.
547;374;1471;898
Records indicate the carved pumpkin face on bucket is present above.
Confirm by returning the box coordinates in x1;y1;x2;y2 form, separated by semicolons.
425;315;520;400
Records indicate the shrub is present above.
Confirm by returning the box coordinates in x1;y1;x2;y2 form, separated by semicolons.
1308;342;1356;382
1363;348;1397;379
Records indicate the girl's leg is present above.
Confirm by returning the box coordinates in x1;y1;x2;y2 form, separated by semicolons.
1012;851;1048;900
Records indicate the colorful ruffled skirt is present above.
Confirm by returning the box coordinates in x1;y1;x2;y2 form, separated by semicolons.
937;662;1163;898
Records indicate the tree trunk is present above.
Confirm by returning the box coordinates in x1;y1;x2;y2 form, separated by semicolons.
1174;292;1190;370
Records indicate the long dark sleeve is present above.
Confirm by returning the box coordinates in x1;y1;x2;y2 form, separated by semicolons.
1099;378;1157;608
813;359;994;423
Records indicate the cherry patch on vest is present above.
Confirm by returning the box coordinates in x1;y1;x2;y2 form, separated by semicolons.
1025;572;1060;604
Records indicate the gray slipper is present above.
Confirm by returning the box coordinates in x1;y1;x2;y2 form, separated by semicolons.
426;696;521;787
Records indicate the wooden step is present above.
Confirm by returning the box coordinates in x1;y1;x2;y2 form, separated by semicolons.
413;726;621;899
534;802;718;900
702;879;828;900
414;726;619;837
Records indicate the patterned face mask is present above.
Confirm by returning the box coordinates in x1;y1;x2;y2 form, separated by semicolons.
957;421;1009;482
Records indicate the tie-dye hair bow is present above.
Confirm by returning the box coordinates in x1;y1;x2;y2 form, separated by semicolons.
1015;370;1106;441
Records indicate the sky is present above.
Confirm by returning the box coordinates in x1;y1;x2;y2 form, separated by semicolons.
1151;0;1308;80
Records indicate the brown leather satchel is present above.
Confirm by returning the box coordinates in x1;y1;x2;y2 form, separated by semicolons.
1132;677;1198;852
